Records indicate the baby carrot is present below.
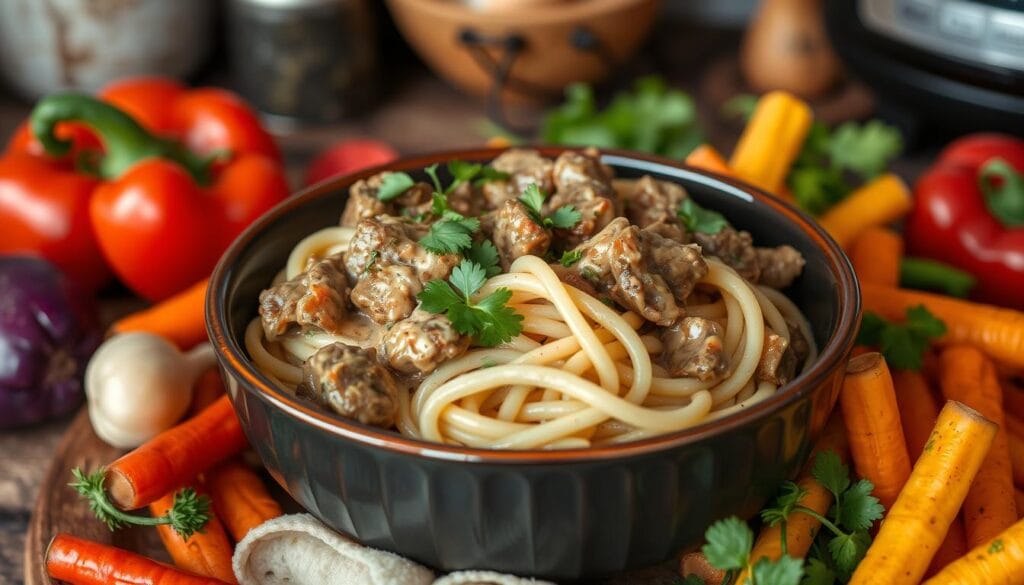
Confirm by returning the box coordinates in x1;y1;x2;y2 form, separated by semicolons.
46;533;226;585
819;174;912;249
839;353;912;512
685;144;734;177
849;227;903;288
111;278;209;349
940;345;1018;546
849;401;997;585
206;460;283;542
150;490;237;583
106;395;248;510
924;516;1024;585
861;283;1024;369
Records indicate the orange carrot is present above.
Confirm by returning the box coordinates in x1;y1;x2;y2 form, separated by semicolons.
839;353;912;512
893;369;940;459
189;369;226;416
685;144;734;177
940;345;1018;547
738;416;848;583
46;533;226;585
150;490;237;583
927;517;969;577
849;401;998;585
923;516;1024;585
849;227;903;288
206;461;283;542
111;278;209;349
818;174;912;249
679;552;725;585
106;395;248;510
729;91;812;195
861;283;1024;369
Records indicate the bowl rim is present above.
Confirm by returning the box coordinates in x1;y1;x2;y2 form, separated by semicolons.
384;0;661;24
207;146;860;464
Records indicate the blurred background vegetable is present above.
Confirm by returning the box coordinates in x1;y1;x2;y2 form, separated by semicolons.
0;257;99;428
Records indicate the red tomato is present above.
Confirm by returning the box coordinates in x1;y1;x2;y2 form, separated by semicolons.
305;139;399;186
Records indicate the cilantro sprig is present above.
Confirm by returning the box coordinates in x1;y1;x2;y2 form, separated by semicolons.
678;198;728;235
465;240;501;277
418;259;523;347
702;517;804;585
418;162;484;254
519;184;582;230
559;249;583;267
377;172;416;202
856;305;946;370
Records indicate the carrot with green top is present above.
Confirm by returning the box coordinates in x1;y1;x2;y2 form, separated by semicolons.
861;283;1024;369
850;227;903;288
110;278;210;349
940;345;1018;546
923;516;1024;585
849;401;998;585
207;460;283;542
150;489;237;583
839;352;912;512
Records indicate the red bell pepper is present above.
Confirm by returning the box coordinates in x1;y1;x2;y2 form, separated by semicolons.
905;134;1024;309
0;86;288;301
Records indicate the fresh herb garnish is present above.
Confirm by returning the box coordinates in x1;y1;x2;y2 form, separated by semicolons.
71;468;210;540
678;198;728;234
474;166;511;186
420;217;480;255
702;516;805;585
465;240;501;277
418;259;523;346
856;305;946;370
363;251;380;275
377;172;416;202
518;184;582;230
560;249;583;267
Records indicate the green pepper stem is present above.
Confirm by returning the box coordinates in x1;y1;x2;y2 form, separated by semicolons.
980;158;1024;228
900;257;977;298
30;93;211;184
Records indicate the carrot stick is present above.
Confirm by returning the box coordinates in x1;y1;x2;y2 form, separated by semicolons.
940;345;1018;546
839;353;912;512
849;401;998;585
818;173;912;249
729;91;812;195
685;144;734;177
892;369;940;459
928;517;969;577
849;227;903;288
738;415;848;583
150;490;237;583
923;516;1024;585
189;369;226;416
106;395;248;510
46;533;227;585
861;283;1024;369
111;278;209;349
206;461;283;542
679;552;725;585
1009;430;1024;489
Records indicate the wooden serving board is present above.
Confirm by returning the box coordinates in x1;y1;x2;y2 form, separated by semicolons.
24;409;680;585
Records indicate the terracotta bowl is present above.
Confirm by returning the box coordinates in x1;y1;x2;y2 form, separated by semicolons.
207;147;859;579
384;0;661;101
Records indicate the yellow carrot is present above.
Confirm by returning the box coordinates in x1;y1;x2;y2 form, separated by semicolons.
818;174;912;249
849;401;998;585
728;91;812;195
839;353;912;512
940;345;1018;546
849;227;903;288
861;283;1024;369
923;516;1024;585
685;144;734;177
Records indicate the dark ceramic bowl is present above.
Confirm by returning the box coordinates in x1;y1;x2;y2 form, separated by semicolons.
207;147;859;580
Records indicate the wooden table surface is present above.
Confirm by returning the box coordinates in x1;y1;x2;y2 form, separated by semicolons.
0;22;936;583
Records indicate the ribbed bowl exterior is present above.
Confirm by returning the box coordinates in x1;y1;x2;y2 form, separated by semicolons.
209;147;859;579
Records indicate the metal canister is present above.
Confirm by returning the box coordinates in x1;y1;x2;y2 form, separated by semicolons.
226;0;377;125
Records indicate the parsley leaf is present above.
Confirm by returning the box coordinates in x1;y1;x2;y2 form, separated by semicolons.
762;481;808;528
678;198;728;234
518;184;581;230
811;450;851;500
702;517;753;571
417;260;523;347
838;480;884;533
800;558;835;585
377;172;416;202
448;160;482;185
419;217;479;254
828;531;870;576
466;240;501;277
473;166;511;186
519;184;546;216
828;121;904;179
560;249;583;267
751;556;804;585
856;305;946;370
548;205;582;229
424;164;443;194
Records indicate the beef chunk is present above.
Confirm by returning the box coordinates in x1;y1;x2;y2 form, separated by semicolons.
626;176;687;229
552;148;614;195
755;245;805;289
548;184;617;248
573;218;708;325
379;311;470;376
693;227;761;282
298;343;398;427
340;172;434;226
550;263;599;297
642;220;688;244
490;200;552;270
481;149;555;209
259;256;349;341
660;317;729;381
343;216;458;283
756;328;798;386
350;265;423;324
